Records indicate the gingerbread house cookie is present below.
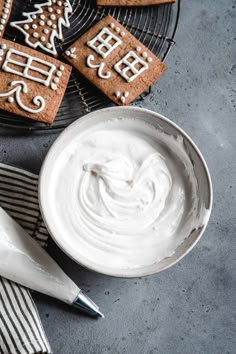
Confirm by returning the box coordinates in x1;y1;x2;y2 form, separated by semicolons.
97;0;175;7
63;15;166;106
0;0;13;39
0;39;71;123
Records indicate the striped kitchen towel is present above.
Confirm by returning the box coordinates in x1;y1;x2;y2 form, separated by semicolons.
0;163;51;354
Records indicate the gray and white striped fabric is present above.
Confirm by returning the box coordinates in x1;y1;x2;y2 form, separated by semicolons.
0;163;51;354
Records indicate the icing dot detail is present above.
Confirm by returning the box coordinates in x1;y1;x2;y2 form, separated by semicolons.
48;7;53;12
4;8;9;13
124;91;129;98
120;96;125;103
33;32;39;38
0;25;3;30
120;31;125;37
32;24;37;29
115;27;120;33
2;14;8;19
51;83;57;90
46;43;52;48
1;44;7;49
54;77;59;83
43;28;49;34
142;52;148;58
109;23;115;28
147;57;153;62
56;9;61;14
136;46;141;52
50;14;56;20
47;20;52;26
40;14;45;19
57;1;62;5
1;19;6;24
115;91;120;98
59;65;65;71
7;97;14;103
39;21;45;26
56;71;62;77
52;24;57;29
24;24;29;30
32;15;36;19
40;36;46;42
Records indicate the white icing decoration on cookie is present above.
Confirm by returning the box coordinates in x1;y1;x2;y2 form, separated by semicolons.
124;91;129;98
33;32;39;38
43;28;49;34
147;57;153;62
56;9;61;14
1;44;7;50
50;14;56;20
109;23;115;28
54;77;59;83
59;65;64;70
86;54;111;80
0;25;3;30
39;20;45;26
87;27;122;59
10;0;73;56
142;52;147;58
120;31;125;37
115;27;120;33
120;96;125;103
65;47;77;59
47;20;52;26
2;48;56;87
50;83;57;90
3;14;8;19
1;19;6;24
48;7;53;12
0;81;45;114
41;36;46;42
115;91;120;97
7;97;14;103
32;24;37;29
136;46;141;52
114;51;148;83
56;70;62;77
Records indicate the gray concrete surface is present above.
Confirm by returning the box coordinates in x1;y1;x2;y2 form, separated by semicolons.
1;0;236;353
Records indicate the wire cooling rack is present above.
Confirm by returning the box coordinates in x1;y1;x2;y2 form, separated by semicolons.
0;0;180;131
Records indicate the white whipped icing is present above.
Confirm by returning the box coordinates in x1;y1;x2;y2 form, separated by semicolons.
50;118;204;270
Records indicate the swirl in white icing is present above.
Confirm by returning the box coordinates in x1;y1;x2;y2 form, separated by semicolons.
49;119;204;270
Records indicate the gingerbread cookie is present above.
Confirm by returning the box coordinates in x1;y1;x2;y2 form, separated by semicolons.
11;0;72;56
0;0;13;39
97;0;175;6
63;15;166;106
0;39;71;123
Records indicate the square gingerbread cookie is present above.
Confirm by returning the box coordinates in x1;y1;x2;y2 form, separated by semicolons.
97;0;175;7
0;39;71;123
63;15;166;106
0;0;13;39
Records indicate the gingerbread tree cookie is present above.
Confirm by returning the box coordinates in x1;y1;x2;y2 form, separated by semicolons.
63;15;166;106
11;0;72;56
0;0;13;39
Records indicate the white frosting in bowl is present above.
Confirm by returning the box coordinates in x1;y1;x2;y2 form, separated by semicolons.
40;113;211;275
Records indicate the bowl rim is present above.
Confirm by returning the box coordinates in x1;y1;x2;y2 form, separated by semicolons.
39;106;213;278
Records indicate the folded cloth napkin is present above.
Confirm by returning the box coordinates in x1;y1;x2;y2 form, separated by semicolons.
0;163;51;354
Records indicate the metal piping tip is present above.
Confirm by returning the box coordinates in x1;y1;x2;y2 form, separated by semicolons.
96;309;105;319
73;291;104;319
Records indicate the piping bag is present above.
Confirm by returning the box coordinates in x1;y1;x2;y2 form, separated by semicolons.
0;206;104;318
